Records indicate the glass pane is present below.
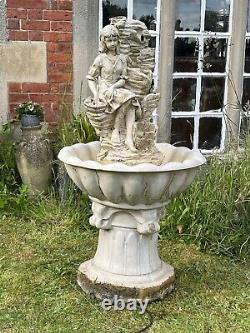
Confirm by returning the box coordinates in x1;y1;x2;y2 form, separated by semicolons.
245;39;250;73
149;36;156;49
248;0;250;32
172;79;197;111
198;117;222;149
133;0;157;30
176;0;201;31
239;116;250;147
174;37;198;72
242;79;250;106
171;118;194;149
205;0;230;32
141;36;156;72
203;38;227;72
103;0;127;27
200;77;225;112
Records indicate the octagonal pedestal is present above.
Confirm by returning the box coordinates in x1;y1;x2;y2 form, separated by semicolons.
77;201;175;302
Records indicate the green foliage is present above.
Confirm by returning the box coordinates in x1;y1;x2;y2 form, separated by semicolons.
0;184;29;213
1;103;249;260
23;190;93;233
0;106;97;217
15;101;44;120
55;106;98;151
52;106;97;216
0;124;18;189
0;124;29;213
161;142;250;260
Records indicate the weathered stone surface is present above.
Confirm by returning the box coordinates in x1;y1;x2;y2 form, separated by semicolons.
78;259;175;302
16;125;52;195
73;0;99;113
0;0;6;42
83;18;161;165
0;41;47;82
59;141;205;301
59;141;205;209
59;18;206;303
0;41;47;123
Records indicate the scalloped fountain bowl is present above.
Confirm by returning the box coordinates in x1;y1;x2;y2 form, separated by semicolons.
58;141;205;209
58;141;206;302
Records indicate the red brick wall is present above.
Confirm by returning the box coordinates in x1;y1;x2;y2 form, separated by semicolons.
6;0;73;124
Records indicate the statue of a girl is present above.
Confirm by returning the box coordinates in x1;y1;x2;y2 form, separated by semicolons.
86;24;139;152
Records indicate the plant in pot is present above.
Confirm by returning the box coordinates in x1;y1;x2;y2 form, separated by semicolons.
16;101;44;128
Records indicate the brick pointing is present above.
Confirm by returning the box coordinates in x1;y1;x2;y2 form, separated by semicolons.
7;0;73;124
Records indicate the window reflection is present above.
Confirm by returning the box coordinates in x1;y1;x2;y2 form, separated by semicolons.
245;39;250;73
149;36;156;49
174;37;198;72
242;79;250;106
176;0;201;31
205;0;230;32
103;0;127;27
203;38;227;72
199;117;222;149
239;115;250;147
133;0;157;30
171;118;194;149
248;0;250;32
200;77;225;112
172;79;196;111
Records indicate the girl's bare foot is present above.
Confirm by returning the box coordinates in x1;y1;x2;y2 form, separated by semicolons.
125;139;137;152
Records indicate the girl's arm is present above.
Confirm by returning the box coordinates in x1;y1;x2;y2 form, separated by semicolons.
111;79;125;90
86;55;102;104
88;79;99;103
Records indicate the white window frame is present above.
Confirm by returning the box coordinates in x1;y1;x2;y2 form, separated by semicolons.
172;0;234;153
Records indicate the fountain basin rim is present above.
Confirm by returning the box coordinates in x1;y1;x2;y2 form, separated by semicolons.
89;196;170;210
58;141;206;173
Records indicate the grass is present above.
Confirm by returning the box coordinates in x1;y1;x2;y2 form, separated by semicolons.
161;141;250;260
0;197;249;333
0;114;249;332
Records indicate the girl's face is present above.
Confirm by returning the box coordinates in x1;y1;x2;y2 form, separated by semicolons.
105;35;118;51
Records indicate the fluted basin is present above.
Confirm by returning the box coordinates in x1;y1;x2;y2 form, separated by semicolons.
58;141;205;209
58;141;206;302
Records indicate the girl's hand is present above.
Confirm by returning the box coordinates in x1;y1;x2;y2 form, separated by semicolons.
105;87;115;101
93;92;99;106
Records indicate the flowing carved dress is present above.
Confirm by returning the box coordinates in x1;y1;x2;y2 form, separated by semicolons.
86;53;135;113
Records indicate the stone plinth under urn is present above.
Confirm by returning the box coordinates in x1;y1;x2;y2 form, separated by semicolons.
59;17;206;302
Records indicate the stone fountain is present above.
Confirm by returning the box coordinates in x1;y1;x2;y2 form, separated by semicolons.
58;17;206;302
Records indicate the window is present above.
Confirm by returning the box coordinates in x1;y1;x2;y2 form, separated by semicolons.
99;1;248;152
241;0;250;145
100;0;160;87
171;0;232;152
102;0;127;27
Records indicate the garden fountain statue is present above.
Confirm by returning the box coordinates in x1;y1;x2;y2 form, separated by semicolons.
59;17;206;302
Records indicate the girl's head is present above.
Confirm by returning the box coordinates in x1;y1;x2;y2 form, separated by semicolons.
100;25;120;53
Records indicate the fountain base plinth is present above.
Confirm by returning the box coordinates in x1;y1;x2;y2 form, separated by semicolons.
77;202;175;302
77;259;174;302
